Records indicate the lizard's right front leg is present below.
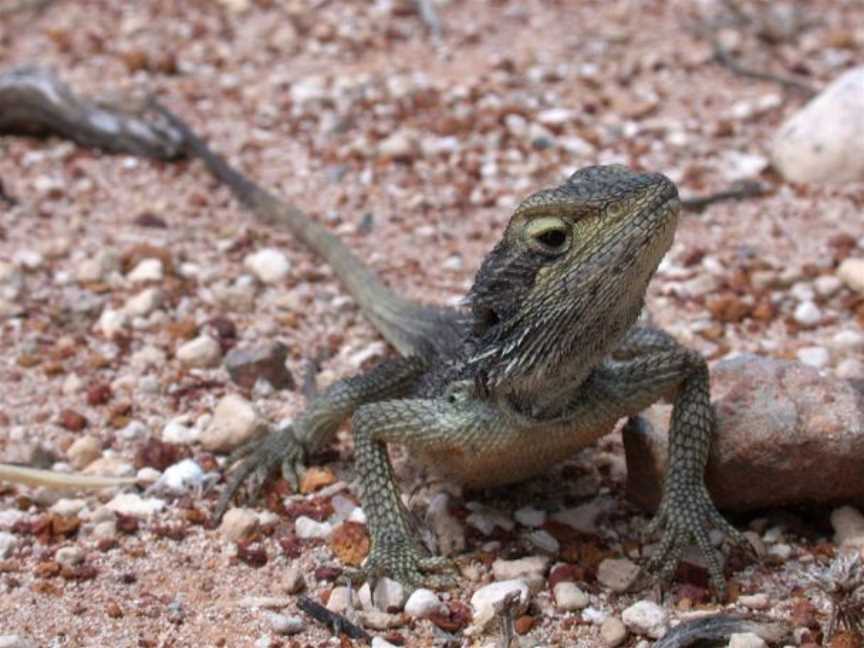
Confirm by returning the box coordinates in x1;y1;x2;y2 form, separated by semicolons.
215;357;426;520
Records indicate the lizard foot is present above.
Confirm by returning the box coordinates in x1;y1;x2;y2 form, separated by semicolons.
642;477;753;599
213;422;306;521
344;537;457;593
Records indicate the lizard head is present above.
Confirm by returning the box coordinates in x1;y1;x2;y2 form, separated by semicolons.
467;164;680;397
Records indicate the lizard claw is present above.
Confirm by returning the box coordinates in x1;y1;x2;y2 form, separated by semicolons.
642;477;746;600
343;539;458;594
214;422;306;521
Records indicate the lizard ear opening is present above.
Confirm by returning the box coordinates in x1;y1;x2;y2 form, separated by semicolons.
525;216;570;255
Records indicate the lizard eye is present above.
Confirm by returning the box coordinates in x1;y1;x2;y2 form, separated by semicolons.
525;216;570;255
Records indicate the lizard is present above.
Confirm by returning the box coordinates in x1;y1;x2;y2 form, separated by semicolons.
0;68;752;600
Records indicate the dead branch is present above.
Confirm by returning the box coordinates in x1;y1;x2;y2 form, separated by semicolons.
712;39;816;97
296;596;372;643
681;180;767;213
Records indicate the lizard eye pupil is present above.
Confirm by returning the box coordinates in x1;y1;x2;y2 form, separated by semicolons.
535;229;567;250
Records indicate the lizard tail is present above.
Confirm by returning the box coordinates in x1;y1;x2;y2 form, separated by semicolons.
153;103;460;359
0;463;136;490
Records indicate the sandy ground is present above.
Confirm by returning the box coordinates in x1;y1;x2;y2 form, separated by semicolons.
2;1;864;646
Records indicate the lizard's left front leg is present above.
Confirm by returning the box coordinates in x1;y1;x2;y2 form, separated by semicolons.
596;327;751;597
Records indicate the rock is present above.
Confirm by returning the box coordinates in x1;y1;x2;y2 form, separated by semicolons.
796;346;830;368
625;353;864;511
838;358;864;380
67;435;102;470
596;558;641;593
469;579;529;630
738;593;770;610
97;308;128;338
358;610;402;630
224;342;294;390
105;493;165;518
492;555;549;591
124;287;163;317
176;334;222;368
50;498;87;516
771;66;864;183
371;638;400;648
264;612;304;635
622;600;668;639
153;459;204;493
834;330;864;351
55;545;85;568
814;275;843;298
372;577;405;612
378;130;417;161
294;516;332;540
553;581;589;610
404;588;445;618
281;565;305;594
831;506;864;547
0;531;16;558
728;632;767;648
427;492;466;557
244;248;290;284
161;418;199;444
551;498;616;534
514;505;546;528
130;345;167;371
600;617;628;647
127;258;164;282
838;258;864;294
326;586;353;613
792;301;821;327
465;502;515;535
201;394;260;452
525;529;560;554
0;636;38;648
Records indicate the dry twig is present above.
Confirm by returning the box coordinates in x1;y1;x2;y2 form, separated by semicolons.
711;39;816;97
681;180;768;213
296;595;372;643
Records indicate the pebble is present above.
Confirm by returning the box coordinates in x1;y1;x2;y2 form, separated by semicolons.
738;593;769;610
814;275;843;298
201;394;260;452
359;611;402;630
0;636;38;648
728;632;767;648
465;502;515;535
218;507;258;542
371;638;400;648
404;588;445;618
224;342;294;390
553;581;589;610
525;529;560;554
600;617;628;647
176;334;222;368
768;543;792;559
264;612;305;635
831;505;864;547
105;493;165;517
281;565;305;594
13;249;44;271
49;498;87;517
378;130;417;160
551;498;615;534
470;579;529;630
244;248;291;284
833;330;864;350
127;258;164;283
92;520;117;541
0;510;26;529
55;545;85;568
792;301;821;326
514;505;546;527
67;435;102;470
294;516;332;539
161;418;199;444
326;586;353;613
427;492;466;557
838;258;864;294
621;600;668;639
130;345;167;371
596;558;641;593
837;358;864;379
97;307;128;338
124;287;163;317
373;577;405;612
795;346;830;368
492;555;549;592
62;373;83;395
158;459;205;492
0;531;17;558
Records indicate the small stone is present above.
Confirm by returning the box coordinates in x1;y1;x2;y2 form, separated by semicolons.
622;600;668;639
176;335;222;368
728;632;767;648
796;346;830;368
551;498;615;534
814;275;843;298
514;506;546;528
124;287;163;317
299;466;337;494
832;506;864;547
295;516;332;540
244;248;291;284
525;529;560;554
596;558;641;593
55;545;85;568
105;493;165;518
469;579;529;630
837;358;864;379
67;435;102;470
201;394;260;452
326;586;353;613
833;330;864;350
97;308;128;338
371;638;400;648
553;581;589;610
465;502;515;535
738;593;770;610
130;345;167;371
359;610;402;630
404;588;445;619
281;566;306;594
0;531;17;558
838;258;864;294
220;508;259;542
158;459;205;492
224;342;294;390
600;617;628;647
792;301;822;326
50;498;87;517
264;612;304;636
492;555;549;591
13;249;44;271
0;636;38;648
378;130;417;160
127;258;164;283
373;577;405;612
161;418;199;444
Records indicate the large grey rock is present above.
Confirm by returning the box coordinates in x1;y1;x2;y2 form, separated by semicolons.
625;353;864;512
771;66;864;183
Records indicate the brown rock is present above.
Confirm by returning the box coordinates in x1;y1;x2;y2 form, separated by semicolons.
328;521;370;567
224;342;295;390
625;353;864;512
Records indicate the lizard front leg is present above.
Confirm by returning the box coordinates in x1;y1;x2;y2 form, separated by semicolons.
597;327;751;597
215;356;427;519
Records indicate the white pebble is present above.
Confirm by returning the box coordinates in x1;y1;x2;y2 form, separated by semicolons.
470;579;529;630
833;330;864;350
738;593;769;610
622;600;668;639
492;555;549;591
221;508;259;542
838;258;864;294
176;335;222;368
831;505;864;547
0;531;17;558
796;346;830;368
792;301;821;326
326;586;353;613
105;493;165;518
244;248;291;284
814;275;843;297
294;516;332;540
97;307;128;338
264;612;304;635
514;506;546;528
597;558;641;592
837;358;864;379
158;459;205;492
600;616;628;647
127;258;164;283
728;632;767;648
55;545;85;568
404;588;445;619
200;394;260;452
553;581;589;610
67;435;102;470
373;577;405;612
161;418;199;444
124;287;163;317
